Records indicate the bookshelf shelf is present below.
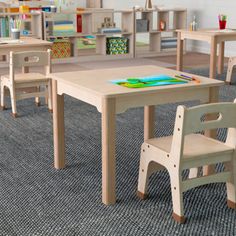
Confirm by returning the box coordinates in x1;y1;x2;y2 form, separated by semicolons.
0;5;186;63
134;8;187;58
43;9;134;61
0;12;42;39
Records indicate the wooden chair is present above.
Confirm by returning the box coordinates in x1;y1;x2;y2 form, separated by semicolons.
0;50;52;117
226;57;236;84
137;101;236;223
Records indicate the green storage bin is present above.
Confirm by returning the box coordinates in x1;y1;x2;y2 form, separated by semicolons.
106;37;129;55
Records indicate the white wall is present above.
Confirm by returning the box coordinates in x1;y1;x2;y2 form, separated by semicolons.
103;0;236;56
55;0;86;10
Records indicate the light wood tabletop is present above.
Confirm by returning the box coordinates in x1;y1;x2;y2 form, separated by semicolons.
0;37;52;57
0;37;52;47
51;65;224;205
176;29;236;79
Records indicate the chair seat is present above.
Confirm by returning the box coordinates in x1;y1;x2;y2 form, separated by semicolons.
1;73;49;83
146;134;234;159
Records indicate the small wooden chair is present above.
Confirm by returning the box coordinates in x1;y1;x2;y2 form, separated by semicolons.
226;57;236;84
137;101;236;223
0;50;52;117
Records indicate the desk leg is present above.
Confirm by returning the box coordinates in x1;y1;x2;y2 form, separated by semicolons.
218;42;225;75
210;37;217;79
102;98;116;205
177;32;184;71
144;106;155;141
203;87;219;175
52;79;65;169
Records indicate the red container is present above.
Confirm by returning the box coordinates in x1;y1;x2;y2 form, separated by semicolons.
219;20;227;30
77;15;82;33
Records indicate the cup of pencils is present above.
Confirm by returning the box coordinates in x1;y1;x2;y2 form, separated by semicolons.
218;14;227;30
10;19;21;40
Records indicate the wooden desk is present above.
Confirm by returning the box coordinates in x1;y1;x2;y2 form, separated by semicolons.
50;65;224;205
177;29;236;78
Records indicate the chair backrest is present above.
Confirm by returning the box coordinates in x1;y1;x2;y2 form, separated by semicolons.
9;50;51;82
170;100;236;161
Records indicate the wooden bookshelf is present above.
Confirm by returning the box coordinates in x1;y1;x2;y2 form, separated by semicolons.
43;9;134;62
0;2;188;63
134;8;187;58
0;12;43;39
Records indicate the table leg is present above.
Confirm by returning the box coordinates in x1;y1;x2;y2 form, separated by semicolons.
52;79;65;169
102;98;116;205
210;37;217;79
203;87;219;175
177;32;184;71
218;42;225;75
144;106;155;141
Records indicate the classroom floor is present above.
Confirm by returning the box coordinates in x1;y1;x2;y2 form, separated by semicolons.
0;66;235;236
55;52;229;72
0;51;235;235
0;52;227;74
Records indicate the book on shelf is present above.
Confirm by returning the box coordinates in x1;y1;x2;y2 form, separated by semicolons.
161;37;177;49
76;8;85;33
98;28;122;34
0;17;10;37
53;20;75;36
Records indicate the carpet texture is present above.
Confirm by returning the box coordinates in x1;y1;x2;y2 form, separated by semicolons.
0;68;236;236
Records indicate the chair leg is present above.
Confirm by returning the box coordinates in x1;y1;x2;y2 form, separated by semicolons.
226;57;236;85
9;87;17;118
47;80;53;112
45;85;48;106
35;86;40;107
226;160;236;209
170;174;186;223
1;84;6;110
137;151;151;200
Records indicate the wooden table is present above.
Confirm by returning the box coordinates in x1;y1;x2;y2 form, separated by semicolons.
177;29;236;78
0;37;52;55
0;37;52;71
50;65;224;205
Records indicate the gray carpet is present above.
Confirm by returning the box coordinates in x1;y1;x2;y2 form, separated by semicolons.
0;68;236;236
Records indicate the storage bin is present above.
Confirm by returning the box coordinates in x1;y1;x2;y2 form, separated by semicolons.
51;39;71;59
8;8;19;13
106;37;129;55
136;19;149;32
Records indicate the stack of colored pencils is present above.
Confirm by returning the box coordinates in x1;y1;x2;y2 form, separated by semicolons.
218;14;227;22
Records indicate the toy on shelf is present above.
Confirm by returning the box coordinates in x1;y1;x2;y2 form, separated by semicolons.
160;20;166;31
98;17;122;34
101;17;115;28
